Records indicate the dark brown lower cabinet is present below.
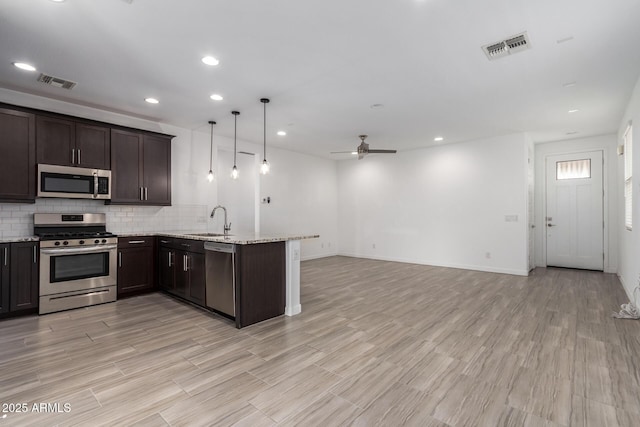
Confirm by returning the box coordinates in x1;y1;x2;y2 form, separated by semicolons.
9;242;39;312
117;237;155;297
158;238;205;306
0;244;9;314
235;242;285;328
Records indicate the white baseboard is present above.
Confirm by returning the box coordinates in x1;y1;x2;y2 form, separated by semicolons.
301;252;338;261
337;252;529;276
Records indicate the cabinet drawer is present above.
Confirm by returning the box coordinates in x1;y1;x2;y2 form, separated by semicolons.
157;237;204;254
118;236;154;248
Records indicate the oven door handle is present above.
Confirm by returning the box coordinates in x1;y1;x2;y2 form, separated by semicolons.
40;244;117;255
93;172;99;199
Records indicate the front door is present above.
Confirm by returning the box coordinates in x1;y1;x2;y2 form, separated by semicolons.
545;151;604;270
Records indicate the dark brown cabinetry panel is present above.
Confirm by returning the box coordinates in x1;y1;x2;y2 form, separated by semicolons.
9;242;39;312
0;108;36;202
0;244;9;314
158;238;204;305
117;237;155;297
36;116;110;169
142;134;171;205
110;130;171;205
36;116;75;166
75;123;110;169
236;242;285;328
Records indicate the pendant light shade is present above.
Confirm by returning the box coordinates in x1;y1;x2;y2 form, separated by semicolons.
260;98;270;175
231;111;240;180
207;120;216;182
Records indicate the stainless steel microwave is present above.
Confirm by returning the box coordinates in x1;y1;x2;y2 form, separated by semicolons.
37;164;111;200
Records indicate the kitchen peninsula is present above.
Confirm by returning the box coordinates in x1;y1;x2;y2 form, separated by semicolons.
118;231;318;328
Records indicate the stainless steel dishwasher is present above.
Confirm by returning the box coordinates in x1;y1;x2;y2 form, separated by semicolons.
204;241;236;317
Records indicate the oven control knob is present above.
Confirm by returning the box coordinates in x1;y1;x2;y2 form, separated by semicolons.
54;241;60;246
63;241;69;246
79;240;85;245
94;239;100;244
101;239;107;243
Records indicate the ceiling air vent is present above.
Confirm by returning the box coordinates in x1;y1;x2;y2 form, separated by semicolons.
482;32;531;61
37;73;77;90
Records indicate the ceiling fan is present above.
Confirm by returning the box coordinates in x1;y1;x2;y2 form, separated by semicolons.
332;135;397;160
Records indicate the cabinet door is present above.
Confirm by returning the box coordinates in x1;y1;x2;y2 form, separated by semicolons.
110;129;143;204
0;244;9;314
117;247;154;297
142;134;171;205
187;252;205;305
158;246;176;293
174;251;188;298
36;116;75;166
9;242;39;312
0;108;36;202
75;123;110;169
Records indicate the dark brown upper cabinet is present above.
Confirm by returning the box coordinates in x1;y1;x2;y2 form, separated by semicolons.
110;129;171;206
0;108;36;203
36;115;110;169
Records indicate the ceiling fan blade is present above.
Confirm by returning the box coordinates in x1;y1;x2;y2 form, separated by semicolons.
367;149;397;154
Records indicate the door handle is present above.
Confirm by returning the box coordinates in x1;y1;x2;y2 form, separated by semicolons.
547;223;556;227
71;148;76;164
168;251;173;267
33;245;37;263
127;240;145;244
183;255;188;272
3;247;7;266
140;187;144;201
144;187;148;201
118;252;122;267
77;149;81;165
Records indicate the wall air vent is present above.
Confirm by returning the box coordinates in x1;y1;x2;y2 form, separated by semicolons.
482;32;531;61
37;73;77;90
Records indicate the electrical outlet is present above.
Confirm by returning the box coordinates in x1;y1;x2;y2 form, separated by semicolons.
372;243;376;249
261;196;271;204
293;249;300;261
485;252;491;259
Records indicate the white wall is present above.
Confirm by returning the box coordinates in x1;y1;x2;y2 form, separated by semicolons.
534;134;618;273
337;133;530;276
0;88;338;260
617;76;640;307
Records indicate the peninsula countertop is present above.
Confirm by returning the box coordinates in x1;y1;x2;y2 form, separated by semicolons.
117;231;319;245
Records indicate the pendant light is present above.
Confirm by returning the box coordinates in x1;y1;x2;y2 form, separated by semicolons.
260;98;270;175
231;111;240;180
207;120;216;182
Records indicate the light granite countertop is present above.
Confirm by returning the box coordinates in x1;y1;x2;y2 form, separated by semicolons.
0;236;40;243
118;231;319;245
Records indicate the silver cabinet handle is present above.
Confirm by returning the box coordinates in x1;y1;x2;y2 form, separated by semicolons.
160;240;170;244
183;255;188;272
33;245;37;264
547;223;556;227
127;240;145;244
4;247;8;266
77;149;81;165
144;187;148;201
118;252;122;267
71;148;76;164
140;187;144;201
168;251;173;267
181;243;191;248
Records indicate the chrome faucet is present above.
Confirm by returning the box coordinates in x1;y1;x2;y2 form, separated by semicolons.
210;205;231;235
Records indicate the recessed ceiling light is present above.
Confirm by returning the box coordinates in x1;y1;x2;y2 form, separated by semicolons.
351;152;358;155
13;62;36;72
201;56;219;66
210;94;223;101
568;109;579;113
434;136;444;142
566;131;578;135
557;36;574;44
370;103;384;109
277;131;287;136
50;0;65;2
145;98;159;104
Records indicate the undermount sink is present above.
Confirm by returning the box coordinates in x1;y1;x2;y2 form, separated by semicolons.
187;233;231;237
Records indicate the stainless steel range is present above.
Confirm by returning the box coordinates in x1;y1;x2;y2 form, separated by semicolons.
34;213;117;314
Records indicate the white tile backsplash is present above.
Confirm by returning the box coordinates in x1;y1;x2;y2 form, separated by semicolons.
0;199;208;238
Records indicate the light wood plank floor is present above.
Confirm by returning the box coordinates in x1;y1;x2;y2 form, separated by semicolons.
1;256;639;426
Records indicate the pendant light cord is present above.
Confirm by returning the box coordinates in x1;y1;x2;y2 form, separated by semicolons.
208;121;215;171
263;100;267;162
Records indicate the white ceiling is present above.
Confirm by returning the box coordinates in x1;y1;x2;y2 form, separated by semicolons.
1;0;640;157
